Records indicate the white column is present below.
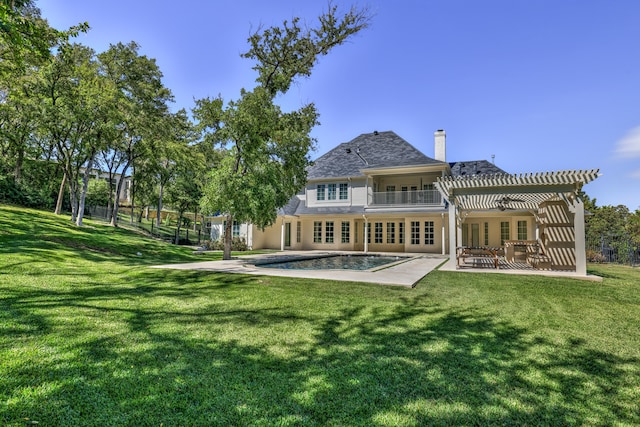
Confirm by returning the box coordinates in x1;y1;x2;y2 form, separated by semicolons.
448;201;457;264
441;213;446;255
364;219;369;253
280;219;285;251
574;197;587;276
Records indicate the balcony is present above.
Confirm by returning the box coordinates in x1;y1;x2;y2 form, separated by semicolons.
370;190;442;207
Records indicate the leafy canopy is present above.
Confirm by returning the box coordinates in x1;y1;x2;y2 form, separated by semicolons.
196;4;369;258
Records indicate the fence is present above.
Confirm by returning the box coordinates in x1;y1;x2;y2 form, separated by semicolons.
586;234;640;266
85;206;211;246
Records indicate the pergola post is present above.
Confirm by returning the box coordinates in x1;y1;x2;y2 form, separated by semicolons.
448;201;457;264
574;197;587;276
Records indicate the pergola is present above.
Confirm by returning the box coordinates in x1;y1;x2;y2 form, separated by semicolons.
435;169;600;275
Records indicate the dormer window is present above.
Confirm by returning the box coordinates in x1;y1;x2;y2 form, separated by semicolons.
328;184;337;200
317;182;349;201
317;184;326;201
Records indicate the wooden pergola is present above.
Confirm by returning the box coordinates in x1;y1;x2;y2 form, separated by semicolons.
435;169;600;275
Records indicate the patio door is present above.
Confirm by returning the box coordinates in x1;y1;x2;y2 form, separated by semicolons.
471;223;480;247
284;222;291;247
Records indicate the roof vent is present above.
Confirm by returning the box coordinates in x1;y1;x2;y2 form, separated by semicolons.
373;130;379;135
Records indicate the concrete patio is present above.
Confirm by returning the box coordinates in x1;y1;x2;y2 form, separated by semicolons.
152;251;448;287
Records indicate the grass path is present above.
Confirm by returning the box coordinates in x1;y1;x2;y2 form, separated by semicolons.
1;205;639;426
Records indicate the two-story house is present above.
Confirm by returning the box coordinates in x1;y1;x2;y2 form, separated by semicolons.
213;129;598;275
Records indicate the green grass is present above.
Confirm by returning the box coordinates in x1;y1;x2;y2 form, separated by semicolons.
1;204;639;426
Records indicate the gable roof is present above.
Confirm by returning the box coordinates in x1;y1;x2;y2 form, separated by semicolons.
307;131;444;180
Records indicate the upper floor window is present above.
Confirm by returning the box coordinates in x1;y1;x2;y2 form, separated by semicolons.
316;182;348;201
328;184;337;200
339;183;348;200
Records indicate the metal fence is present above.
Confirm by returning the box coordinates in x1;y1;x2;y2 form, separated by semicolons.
586;234;640;266
85;206;211;246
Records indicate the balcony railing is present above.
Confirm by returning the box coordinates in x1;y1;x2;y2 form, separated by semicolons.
371;190;442;206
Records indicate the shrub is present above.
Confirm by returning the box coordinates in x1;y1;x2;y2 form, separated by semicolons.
587;249;607;263
205;237;248;251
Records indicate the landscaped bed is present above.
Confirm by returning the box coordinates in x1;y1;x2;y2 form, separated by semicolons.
1;205;638;426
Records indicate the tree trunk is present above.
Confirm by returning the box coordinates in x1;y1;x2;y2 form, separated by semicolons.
54;173;67;215
76;151;96;227
110;161;131;227
223;215;233;260
193;207;198;231
14;146;24;184
156;181;164;228
175;212;183;245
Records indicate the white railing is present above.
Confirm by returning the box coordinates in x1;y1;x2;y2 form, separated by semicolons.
371;190;442;206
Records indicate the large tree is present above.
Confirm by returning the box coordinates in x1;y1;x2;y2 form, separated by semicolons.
36;42;113;224
97;42;173;227
196;4;369;260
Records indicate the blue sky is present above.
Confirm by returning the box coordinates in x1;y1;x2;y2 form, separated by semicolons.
38;0;640;210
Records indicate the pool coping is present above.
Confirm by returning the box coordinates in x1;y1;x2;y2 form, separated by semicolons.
151;250;448;287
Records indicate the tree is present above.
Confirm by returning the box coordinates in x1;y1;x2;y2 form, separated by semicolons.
97;42;173;227
165;146;204;245
36;42;113;224
196;4;369;260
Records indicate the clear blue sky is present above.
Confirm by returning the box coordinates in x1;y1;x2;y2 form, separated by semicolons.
38;0;640;210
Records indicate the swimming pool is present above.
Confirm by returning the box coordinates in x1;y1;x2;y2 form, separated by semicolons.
255;254;409;271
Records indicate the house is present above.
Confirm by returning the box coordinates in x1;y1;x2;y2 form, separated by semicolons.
218;130;599;275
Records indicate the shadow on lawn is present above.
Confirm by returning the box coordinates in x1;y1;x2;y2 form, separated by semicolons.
1;274;638;426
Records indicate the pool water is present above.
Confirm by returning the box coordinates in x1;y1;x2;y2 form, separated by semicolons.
256;254;407;270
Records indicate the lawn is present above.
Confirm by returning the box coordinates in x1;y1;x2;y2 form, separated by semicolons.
1;204;639;426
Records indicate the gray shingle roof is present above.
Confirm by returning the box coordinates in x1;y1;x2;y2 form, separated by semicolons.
307;131;443;180
449;160;508;177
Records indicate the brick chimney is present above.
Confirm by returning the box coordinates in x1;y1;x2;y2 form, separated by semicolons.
434;129;446;162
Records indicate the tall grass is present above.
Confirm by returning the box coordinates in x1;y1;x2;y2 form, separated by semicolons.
1;205;638;426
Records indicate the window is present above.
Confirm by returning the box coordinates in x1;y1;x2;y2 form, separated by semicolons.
386;185;395;204
399;222;405;244
317;182;347;201
223;220;240;238
375;222;383;243
423;183;435;203
411;221;420;245
500;221;510;245
339;183;348;200
367;222;371;244
411;186;418;203
314;221;322;243
517;220;527;240
296;221;301;243
484;222;489;246
325;221;334;243
355;221;359;243
401;186;408;203
386;222;395;244
341;221;350;243
328;184;337;200
462;224;468;246
424;221;434;245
